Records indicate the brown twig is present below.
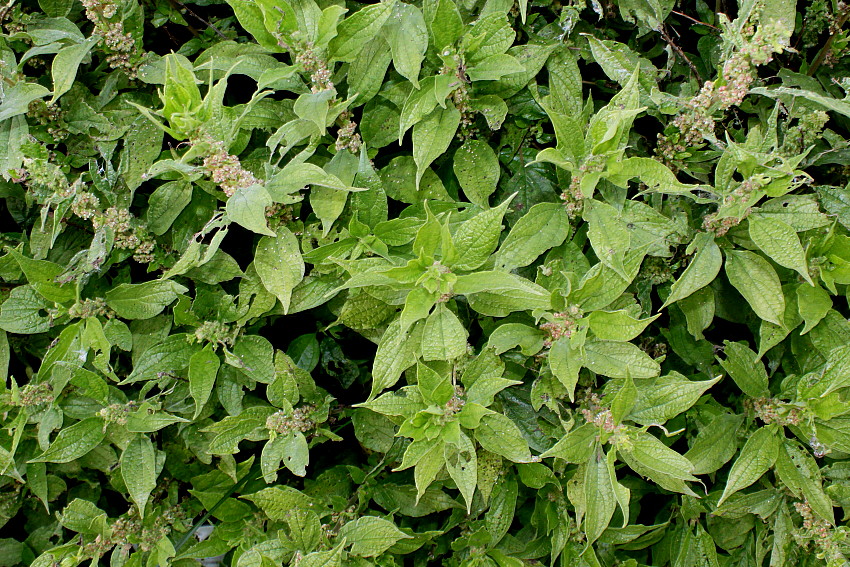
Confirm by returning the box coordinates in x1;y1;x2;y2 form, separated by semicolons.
808;7;850;76
671;10;719;30
168;0;228;39
661;26;704;83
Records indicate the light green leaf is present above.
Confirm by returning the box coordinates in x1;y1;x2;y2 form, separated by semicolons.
189;345;220;419
475;413;532;463
328;0;396;62
661;233;721;309
147;180;193;236
588;310;658;342
725;249;786;327
50;37;98;103
628;373;721;425
748;215;812;285
427;0;464;50
123;333;198;384
796;283;831;335
370;318;423;398
413;105;460;188
622;430;698;482
226;184;276;236
29;417;104;463
583;446;615;545
541;423;597;462
340;516;412;557
382;2;427;88
242;486;315;520
684;413;744;475
421;304;468;361
495;202;571;271
583;339;660;379
453;140;501;208
121;436;158;518
717;426;780;506
444;431;477;512
448;196;511;271
255;226;305;313
717;341;769;398
105;280;188;320
466;53;524;81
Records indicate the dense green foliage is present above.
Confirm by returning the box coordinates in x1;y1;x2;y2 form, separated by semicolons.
3;0;850;564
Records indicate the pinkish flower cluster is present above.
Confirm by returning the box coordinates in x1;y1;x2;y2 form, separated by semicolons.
539;305;583;347
201;140;261;197
266;405;316;435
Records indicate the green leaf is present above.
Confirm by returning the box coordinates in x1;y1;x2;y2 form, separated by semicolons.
495;202;571;271
370;318;423;398
748;215;812;285
147;180;193;236
611;374;637;425
448;196;511;271
0;286;51;334
0;83;51;122
121;436;158;518
228;335;275;384
588;310;658;342
717;341;769;398
412;105;460;188
106;280;188;320
453;140;500;208
717;426;780;506
255;226;305;314
226;184;276;236
583;446;615;545
242;486;315;520
29;417;105;463
123;333;198;384
427;0;464;51
189;345;220;419
382;2;427;88
50;37;98;103
583;339;660;379
455;271;552;315
421;304;468;361
340;516;412;557
621;430;698;482
541;423;597;462
467;54;525;81
684;413;744;475
724;249;786;327
328;0;396;62
585;200;630;278
797;283;832;335
444;431;477;512
475;413;532;463
661;233;722;309
628;373;721;425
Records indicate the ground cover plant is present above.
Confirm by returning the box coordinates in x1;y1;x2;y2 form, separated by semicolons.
3;0;850;564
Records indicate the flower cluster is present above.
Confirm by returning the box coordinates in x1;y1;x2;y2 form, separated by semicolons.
441;385;466;423
90;207;157;262
97;402;137;425
702;176;763;236
9;383;54;407
793;500;848;565
266;405;316;435
293;42;334;93
201;139;260;198
639;256;675;285
580;393;617;433
658;21;789;161
82;504;187;560
781;110;830;157
749;397;803;427
561;158;604;218
190;320;237;348
26;100;68;141
335;111;362;154
539;306;583;347
81;0;142;78
68;297;114;319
